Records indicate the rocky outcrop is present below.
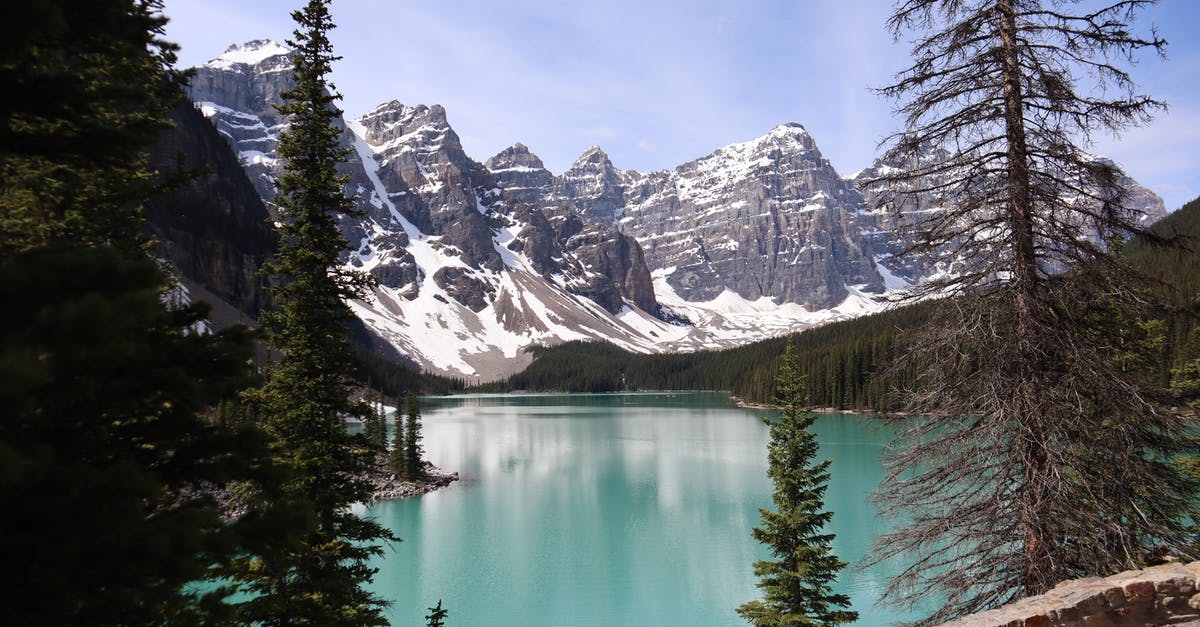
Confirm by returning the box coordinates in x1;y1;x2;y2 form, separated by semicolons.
556;124;885;311
146;100;276;318
556;146;628;225
187;40;294;202
354;101;502;273
484;142;661;315
486;142;555;206
938;561;1200;627
366;458;459;501
561;225;657;313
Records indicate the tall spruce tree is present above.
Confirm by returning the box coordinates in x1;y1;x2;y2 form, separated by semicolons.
375;393;388;449
738;339;856;627
404;392;424;480
867;1;1198;623
0;1;275;623
362;387;386;453
234;1;392;624
389;402;407;477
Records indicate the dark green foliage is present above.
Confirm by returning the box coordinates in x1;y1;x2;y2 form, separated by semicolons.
362;388;387;452
0;0;184;255
232;1;392;624
0;1;281;623
375;394;388;449
486;303;931;410
737;340;857;626
0;247;270;625
353;345;466;396
403;393;424;480
389;403;406;477
1125;195;1200;384
1127;196;1200;307
425;599;448;627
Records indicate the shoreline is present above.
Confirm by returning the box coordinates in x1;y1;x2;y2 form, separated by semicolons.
207;458;460;520
364;457;460;501
729;395;890;416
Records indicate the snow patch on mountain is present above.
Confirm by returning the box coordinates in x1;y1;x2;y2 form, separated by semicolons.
646;269;891;351
207;39;291;70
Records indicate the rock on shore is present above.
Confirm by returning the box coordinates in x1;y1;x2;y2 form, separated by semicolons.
366;459;459;501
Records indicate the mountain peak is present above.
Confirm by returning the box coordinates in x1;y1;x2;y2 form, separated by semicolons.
207;39;291;70
485;143;546;171
572;145;614;169
712;121;817;159
357;101;450;131
771;122;808;135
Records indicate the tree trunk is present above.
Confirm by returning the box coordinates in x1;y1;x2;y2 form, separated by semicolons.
997;0;1053;597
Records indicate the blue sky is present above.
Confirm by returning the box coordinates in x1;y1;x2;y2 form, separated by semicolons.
164;0;1199;212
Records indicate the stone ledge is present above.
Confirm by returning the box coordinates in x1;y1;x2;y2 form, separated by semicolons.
938;562;1200;627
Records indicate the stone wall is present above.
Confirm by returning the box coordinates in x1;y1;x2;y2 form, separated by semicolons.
939;561;1200;627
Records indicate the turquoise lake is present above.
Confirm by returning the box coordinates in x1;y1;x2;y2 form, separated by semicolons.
363;392;925;626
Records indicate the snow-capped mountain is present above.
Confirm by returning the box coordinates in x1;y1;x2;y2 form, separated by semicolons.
556;123;885;310
187;41;686;378
178;40;1166;380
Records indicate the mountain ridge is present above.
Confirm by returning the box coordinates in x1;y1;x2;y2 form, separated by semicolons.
172;39;1166;380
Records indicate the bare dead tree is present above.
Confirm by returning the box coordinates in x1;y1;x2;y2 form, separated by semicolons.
866;1;1198;624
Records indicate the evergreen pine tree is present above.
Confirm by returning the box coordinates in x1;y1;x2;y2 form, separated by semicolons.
362;387;386;453
0;247;273;626
0;0;184;255
233;1;393;624
734;338;859;619
425;599;448;627
390;402;407;478
375;392;388;450
738;339;856;627
404;392;425;480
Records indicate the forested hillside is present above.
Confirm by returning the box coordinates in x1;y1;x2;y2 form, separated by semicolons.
484;196;1200;409
480;302;932;410
1126;196;1200;381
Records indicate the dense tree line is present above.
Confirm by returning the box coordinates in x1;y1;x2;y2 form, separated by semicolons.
353;345;467;396
1125;195;1200;385
483;302;932;410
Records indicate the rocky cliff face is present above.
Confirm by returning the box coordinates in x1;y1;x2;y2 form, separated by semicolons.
612;123;883;310
485;143;658;315
850;148;1169;284
146;100;276;318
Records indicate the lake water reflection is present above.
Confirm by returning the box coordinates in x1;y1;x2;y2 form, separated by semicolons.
365;392;924;626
